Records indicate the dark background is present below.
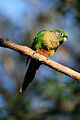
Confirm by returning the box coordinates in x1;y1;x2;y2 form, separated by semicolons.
0;0;80;120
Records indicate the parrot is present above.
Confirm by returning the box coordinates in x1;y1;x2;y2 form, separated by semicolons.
20;28;68;93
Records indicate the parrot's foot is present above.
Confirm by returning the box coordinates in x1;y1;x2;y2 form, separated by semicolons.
46;57;49;61
32;51;37;56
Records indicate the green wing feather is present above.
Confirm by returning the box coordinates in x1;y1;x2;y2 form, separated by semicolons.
31;30;45;50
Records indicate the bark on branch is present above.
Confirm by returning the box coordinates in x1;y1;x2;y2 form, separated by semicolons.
0;38;80;81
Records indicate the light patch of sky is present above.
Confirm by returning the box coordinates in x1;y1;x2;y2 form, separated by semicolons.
0;0;30;24
0;0;54;26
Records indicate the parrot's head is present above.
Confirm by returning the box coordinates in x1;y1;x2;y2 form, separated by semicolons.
55;28;68;44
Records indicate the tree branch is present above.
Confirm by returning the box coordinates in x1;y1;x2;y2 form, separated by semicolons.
0;38;80;81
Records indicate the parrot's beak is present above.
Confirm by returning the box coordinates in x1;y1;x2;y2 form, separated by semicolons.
63;36;68;42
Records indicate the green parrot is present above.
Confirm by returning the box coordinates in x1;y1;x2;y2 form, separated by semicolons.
20;29;68;93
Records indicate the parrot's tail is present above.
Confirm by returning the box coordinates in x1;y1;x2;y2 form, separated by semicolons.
20;58;41;93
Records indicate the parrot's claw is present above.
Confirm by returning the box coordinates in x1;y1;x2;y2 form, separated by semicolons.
32;51;37;56
46;57;49;61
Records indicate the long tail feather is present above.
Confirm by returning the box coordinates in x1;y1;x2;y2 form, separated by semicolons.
20;58;41;93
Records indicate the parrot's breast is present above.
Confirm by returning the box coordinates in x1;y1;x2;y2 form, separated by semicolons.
43;31;60;50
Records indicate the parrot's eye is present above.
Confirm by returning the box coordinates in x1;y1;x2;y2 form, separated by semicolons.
60;32;64;37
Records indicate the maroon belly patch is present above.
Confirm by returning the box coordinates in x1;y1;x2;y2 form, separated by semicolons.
37;48;50;57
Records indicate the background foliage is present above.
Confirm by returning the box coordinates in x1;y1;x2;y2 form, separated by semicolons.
0;0;80;120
